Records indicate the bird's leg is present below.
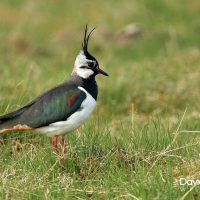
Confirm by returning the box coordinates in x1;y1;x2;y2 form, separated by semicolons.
60;136;67;160
52;135;60;157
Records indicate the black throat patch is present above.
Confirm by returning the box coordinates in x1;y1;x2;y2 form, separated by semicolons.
70;75;98;100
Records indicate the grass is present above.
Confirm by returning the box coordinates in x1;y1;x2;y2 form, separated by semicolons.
0;0;200;199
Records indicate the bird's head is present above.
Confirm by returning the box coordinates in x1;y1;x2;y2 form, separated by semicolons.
72;25;108;79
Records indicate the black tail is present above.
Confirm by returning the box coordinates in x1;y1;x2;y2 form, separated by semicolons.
0;101;35;130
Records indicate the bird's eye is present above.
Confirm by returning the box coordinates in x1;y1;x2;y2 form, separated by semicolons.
88;61;96;68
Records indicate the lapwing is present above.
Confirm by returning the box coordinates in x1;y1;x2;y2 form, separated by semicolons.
0;25;108;161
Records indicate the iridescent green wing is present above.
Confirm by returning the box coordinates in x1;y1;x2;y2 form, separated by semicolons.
18;87;86;128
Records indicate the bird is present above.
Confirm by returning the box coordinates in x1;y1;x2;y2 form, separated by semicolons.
0;25;108;161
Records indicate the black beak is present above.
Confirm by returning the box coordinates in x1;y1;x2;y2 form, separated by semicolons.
97;68;109;76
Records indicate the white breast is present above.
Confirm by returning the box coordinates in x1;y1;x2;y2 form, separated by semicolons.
37;86;96;137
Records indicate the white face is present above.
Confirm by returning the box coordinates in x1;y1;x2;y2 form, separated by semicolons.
73;50;96;79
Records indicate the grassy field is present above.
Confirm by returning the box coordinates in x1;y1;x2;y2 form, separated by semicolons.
0;0;200;199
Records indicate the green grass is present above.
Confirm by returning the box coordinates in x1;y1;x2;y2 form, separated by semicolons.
1;0;200;199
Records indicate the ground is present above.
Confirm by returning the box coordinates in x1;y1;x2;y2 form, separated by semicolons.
0;0;200;199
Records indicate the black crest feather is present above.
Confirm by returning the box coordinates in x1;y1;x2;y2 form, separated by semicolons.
82;24;96;53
